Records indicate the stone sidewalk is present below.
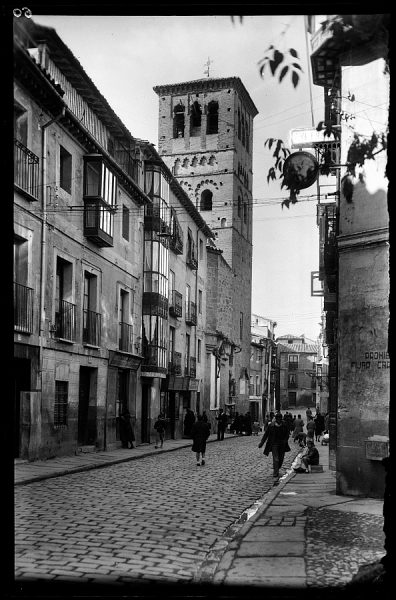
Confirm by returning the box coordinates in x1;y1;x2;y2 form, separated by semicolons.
196;441;387;593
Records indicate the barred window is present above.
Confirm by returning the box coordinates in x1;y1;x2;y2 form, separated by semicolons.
54;381;68;427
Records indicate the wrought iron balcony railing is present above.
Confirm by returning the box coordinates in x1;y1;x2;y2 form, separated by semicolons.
169;290;183;318
185;301;197;326
55;300;76;341
82;309;102;346
189;356;196;378
14;282;33;333
119;321;133;353
14;139;39;200
168;351;182;375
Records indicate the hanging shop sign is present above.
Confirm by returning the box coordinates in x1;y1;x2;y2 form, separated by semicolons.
289;127;336;149
282;151;319;190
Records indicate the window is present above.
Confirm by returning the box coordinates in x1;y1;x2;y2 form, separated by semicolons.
14;103;28;146
221;218;227;227
173;104;185;138
206;100;219;134
190;101;202;136
60;146;72;194
239;312;243;340
14;234;33;333
83;271;100;346
54;381;68;427
200;189;213;211
198;289;202;314
288;355;299;370
55;256;75;340
185;333;191;374
197;339;202;363
122;205;129;240
119;289;132;352
169;326;175;358
288;373;297;388
169;269;175;299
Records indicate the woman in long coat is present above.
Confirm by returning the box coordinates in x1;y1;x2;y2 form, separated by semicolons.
191;414;210;466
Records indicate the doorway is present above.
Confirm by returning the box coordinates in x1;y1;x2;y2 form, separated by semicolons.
78;367;97;445
14;358;30;458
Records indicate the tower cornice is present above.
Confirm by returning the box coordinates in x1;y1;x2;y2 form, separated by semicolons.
153;77;259;118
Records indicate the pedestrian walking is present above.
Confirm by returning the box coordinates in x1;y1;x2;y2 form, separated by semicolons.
183;407;195;438
258;413;291;484
292;414;305;443
306;407;313;420
314;411;325;441
306;416;315;441
191;414;211;466
230;412;240;434
119;409;135;449
216;408;227;440
154;413;166;449
301;439;320;472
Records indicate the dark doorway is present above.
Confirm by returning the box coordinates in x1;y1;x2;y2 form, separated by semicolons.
288;391;297;407
14;358;30;458
78;367;97;445
169;392;176;439
141;383;151;443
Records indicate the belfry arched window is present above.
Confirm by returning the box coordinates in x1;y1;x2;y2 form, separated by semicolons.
206;101;219;134
200;189;213;211
173;104;185;138
190;101;202;137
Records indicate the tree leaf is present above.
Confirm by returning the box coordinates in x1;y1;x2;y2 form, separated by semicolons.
289;48;299;58
291;71;300;88
279;65;289;83
291;62;303;71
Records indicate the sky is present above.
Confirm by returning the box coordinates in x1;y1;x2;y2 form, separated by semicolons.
31;12;330;342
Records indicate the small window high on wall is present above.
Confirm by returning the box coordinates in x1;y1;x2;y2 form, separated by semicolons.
200;189;213;211
206;101;218;134
173;104;185;138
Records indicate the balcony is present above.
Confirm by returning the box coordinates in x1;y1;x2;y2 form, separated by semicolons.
168;351;182;375
82;309;102;346
119;321;133;353
55;300;76;341
185;301;197;326
84;200;114;247
189;356;197;378
186;247;198;270
143;292;169;318
14;139;39;200
169;229;183;255
169;290;183;318
144;205;170;235
14;282;33;333
288;362;298;371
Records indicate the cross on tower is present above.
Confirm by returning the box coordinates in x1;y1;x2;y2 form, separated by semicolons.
203;57;213;78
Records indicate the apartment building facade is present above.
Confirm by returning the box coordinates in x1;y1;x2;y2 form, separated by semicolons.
13;19;215;459
310;14;390;497
249;314;277;425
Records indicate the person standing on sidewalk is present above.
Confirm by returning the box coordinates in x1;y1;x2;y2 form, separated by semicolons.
216;408;227;441
292;414;305;443
314;410;325;442
183;407;195;438
154;413;166;449
119;410;135;449
191;414;210;466
258;413;291;484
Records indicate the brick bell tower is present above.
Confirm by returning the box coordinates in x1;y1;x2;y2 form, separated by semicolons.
153;76;259;415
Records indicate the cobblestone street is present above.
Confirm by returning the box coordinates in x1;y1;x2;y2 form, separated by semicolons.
15;437;300;585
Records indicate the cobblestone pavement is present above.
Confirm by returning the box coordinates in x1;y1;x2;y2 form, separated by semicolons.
15;436;300;586
306;507;385;588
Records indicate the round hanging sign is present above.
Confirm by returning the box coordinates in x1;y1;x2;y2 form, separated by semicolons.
282;151;319;190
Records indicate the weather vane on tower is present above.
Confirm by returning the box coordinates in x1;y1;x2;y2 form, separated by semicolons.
204;57;213;78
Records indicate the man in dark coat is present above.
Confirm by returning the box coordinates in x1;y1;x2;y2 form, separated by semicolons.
191;414;211;466
258;413;290;484
183;408;195;438
216;408;227;441
119;410;135;449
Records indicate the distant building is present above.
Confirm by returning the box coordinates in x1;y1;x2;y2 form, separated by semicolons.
250;314;277;424
276;334;319;411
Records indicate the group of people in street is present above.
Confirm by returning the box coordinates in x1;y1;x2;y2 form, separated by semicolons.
258;408;328;483
229;411;254;436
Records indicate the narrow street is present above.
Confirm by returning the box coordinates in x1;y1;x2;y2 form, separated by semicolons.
15;437;300;585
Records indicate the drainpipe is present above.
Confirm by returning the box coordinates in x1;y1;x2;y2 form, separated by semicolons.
39;108;65;345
